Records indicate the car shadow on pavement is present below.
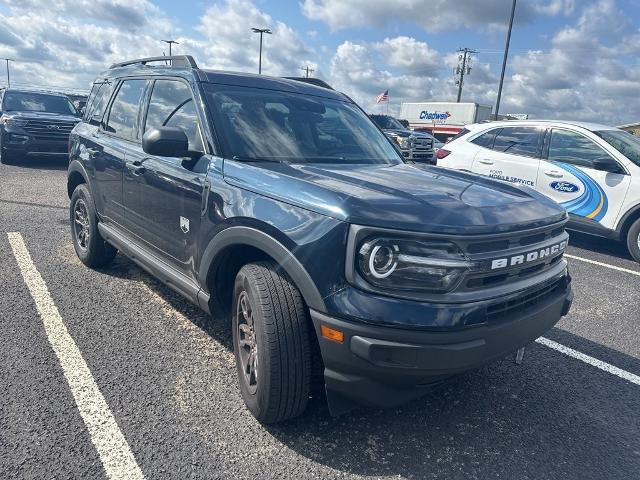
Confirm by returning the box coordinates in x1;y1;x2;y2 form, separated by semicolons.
568;230;633;262
263;328;639;479
103;256;639;479
9;156;68;171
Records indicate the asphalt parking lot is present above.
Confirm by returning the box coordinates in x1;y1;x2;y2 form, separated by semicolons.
1;158;639;480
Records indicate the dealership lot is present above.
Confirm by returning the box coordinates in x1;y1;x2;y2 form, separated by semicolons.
1;159;639;479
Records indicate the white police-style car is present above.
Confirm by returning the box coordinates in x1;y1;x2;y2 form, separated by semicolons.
437;120;640;262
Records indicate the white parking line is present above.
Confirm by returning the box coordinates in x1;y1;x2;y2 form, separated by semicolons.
7;232;145;480
565;253;640;277
537;337;640;386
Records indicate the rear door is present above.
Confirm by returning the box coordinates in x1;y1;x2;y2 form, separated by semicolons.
536;127;630;230
123;78;208;280
471;126;543;189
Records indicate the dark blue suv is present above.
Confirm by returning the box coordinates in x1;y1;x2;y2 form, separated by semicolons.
68;56;573;423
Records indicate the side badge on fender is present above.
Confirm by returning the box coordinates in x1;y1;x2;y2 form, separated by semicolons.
550;181;580;193
180;216;190;234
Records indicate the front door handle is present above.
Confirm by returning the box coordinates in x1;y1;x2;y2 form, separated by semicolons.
544;170;563;178
86;147;99;158
478;159;494;165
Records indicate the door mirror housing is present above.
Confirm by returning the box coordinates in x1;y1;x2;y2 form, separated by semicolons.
142;127;189;157
592;157;625;174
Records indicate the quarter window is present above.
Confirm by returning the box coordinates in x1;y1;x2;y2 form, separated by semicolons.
105;79;147;139
144;80;203;152
492;127;542;158
85;81;114;124
548;129;613;168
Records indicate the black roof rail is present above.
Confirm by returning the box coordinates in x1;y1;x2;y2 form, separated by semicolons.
109;55;198;69
284;77;334;90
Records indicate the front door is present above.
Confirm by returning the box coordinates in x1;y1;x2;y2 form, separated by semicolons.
536;128;631;230
123;78;208;280
471;126;543;189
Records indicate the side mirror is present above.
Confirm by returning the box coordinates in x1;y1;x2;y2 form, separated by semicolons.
142;127;189;157
592;157;625;174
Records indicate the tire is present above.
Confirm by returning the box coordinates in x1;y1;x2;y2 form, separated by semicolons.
232;261;311;423
626;217;640;263
70;184;117;268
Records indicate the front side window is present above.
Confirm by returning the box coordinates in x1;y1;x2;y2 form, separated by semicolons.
595;129;640;167
3;91;77;115
145;80;203;152
105;79;147;139
548;129;613;168
203;84;402;164
492;127;542;158
470;128;498;149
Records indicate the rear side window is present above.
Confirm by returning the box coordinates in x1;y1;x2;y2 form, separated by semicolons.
492;127;542;158
471;128;498;148
144;80;203;152
105;79;147;139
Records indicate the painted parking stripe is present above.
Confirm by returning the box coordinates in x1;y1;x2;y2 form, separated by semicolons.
565;253;640;277
7;232;145;480
537;337;640;386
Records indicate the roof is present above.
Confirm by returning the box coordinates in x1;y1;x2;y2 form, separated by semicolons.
468;119;618;132
99;57;347;102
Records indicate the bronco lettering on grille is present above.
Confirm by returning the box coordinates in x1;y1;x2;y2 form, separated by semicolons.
490;240;568;270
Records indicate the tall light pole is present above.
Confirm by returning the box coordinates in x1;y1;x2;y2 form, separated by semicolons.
0;58;13;87
494;0;517;120
251;27;272;74
161;39;179;56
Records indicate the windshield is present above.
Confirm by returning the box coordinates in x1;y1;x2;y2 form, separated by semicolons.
3;92;78;115
371;115;404;130
595;129;640;167
203;84;402;165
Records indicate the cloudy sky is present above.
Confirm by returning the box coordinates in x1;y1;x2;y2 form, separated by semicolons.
0;0;639;125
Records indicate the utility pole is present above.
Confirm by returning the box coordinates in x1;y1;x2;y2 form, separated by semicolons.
251;27;272;74
494;0;517;120
0;58;13;87
161;39;179;56
455;48;476;102
301;65;314;78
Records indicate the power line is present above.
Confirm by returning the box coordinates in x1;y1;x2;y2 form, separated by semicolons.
455;48;477;102
301;65;314;78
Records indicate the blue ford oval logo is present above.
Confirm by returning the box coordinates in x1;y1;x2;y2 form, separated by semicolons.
550;181;580;193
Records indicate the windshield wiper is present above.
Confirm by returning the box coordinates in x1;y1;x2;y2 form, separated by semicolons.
232;155;282;163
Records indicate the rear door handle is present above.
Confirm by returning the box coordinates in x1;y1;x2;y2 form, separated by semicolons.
544;170;563;178
478;159;494;165
127;159;146;175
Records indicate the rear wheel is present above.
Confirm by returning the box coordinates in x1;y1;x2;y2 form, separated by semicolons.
626;217;640;263
70;184;117;268
232;261;311;423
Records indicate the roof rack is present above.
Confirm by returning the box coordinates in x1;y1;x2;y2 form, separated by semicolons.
284;77;334;90
109;55;198;69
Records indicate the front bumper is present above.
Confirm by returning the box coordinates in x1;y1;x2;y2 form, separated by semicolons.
311;275;573;415
2;132;69;157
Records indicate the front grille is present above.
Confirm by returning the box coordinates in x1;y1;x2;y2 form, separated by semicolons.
23;120;77;141
411;137;433;152
486;277;564;323
456;223;568;292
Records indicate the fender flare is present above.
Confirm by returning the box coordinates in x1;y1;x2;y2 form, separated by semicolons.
67;159;91;198
198;226;326;312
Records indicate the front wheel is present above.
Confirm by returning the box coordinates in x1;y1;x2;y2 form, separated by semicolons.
70;184;117;268
232;261;312;423
626;217;640;263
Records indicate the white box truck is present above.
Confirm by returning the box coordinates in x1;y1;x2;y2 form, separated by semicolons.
399;102;493;142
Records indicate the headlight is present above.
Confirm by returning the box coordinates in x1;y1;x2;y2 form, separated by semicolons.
393;136;410;149
0;116;28;126
357;237;472;293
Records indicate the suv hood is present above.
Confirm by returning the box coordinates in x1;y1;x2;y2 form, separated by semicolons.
223;162;566;234
2;111;80;122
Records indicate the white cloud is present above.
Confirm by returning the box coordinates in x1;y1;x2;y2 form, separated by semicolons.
301;0;574;32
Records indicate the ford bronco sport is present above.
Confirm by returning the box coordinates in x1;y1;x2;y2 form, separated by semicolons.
68;56;573;423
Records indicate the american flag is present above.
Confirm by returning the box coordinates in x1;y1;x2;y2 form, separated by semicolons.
375;90;389;103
